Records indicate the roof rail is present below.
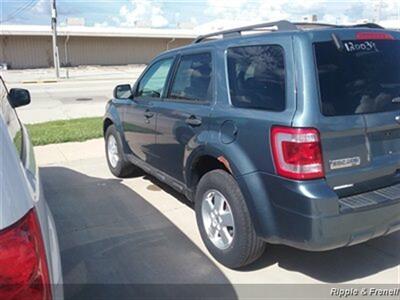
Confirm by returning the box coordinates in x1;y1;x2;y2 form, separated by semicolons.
349;23;384;29
294;22;384;30
192;20;298;44
192;20;385;44
294;22;340;29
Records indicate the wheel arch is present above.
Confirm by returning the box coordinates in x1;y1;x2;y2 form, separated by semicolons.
184;145;243;197
103;102;124;133
185;145;275;237
103;117;114;136
103;104;131;155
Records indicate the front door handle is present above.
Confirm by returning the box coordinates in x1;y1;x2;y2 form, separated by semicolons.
395;115;400;125
144;110;154;119
185;115;202;126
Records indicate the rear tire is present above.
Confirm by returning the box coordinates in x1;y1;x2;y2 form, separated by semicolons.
195;169;265;269
105;125;139;178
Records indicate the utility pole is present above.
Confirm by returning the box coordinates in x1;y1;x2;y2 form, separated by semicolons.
51;0;60;78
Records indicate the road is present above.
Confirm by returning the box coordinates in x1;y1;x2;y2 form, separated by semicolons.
2;65;145;124
35;138;400;299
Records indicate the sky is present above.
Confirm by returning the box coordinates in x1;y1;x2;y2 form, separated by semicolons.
1;0;399;29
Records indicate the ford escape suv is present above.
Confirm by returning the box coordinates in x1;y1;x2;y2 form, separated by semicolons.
103;21;400;268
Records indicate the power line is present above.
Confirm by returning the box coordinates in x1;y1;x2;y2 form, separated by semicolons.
1;0;37;23
0;0;38;24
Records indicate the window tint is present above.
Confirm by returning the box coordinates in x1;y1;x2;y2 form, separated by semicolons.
169;53;212;102
227;45;285;111
137;58;173;98
0;78;23;160
315;40;400;116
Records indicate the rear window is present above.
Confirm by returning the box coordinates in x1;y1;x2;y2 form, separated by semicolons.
169;52;212;102
227;45;286;111
315;39;400;116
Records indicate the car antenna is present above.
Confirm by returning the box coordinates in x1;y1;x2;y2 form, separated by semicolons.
331;33;344;52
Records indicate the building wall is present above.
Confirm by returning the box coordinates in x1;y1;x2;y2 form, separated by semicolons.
0;35;53;69
0;35;191;69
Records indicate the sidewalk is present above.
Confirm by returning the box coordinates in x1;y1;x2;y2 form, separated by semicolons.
2;64;146;84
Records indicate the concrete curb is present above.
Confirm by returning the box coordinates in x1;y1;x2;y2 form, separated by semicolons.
18;76;136;84
22;79;58;84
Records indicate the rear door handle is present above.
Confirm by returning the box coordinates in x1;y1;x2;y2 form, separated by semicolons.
144;109;154;119
185;115;202;126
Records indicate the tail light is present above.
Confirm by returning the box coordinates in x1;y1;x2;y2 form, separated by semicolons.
356;32;394;40
0;209;52;300
271;126;324;180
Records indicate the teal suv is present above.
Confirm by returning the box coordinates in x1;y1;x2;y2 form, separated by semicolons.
103;21;400;268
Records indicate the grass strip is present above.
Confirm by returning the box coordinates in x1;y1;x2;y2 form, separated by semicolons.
27;117;103;146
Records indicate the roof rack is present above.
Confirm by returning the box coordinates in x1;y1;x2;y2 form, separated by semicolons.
192;20;297;44
192;20;385;44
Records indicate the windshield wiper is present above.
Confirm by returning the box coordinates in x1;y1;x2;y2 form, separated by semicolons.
331;33;344;52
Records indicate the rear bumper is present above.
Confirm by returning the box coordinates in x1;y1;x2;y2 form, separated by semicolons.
237;172;400;251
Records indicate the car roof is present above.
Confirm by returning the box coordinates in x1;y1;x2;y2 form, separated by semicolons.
157;20;397;58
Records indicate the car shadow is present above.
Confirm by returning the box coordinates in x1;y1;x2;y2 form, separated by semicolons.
40;167;237;300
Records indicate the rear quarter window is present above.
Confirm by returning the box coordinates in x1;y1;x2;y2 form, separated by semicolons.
314;39;400;116
227;45;286;111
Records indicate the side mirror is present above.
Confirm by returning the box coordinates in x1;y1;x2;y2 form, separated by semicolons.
114;84;132;99
8;88;31;108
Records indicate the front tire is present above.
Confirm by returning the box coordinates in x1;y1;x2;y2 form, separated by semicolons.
105;125;138;178
195;169;265;269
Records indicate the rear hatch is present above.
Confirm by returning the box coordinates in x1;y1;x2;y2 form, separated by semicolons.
310;30;400;196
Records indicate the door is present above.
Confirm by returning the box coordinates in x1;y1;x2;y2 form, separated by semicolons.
313;36;400;194
152;52;213;182
123;58;174;162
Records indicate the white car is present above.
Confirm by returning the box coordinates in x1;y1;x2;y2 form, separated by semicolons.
0;77;63;299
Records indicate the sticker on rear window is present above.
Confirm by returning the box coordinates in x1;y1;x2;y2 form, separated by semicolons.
392;97;400;103
343;41;378;53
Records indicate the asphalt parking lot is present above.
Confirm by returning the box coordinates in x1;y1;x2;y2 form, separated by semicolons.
36;139;400;299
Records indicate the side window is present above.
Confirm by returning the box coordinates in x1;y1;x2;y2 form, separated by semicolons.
0;79;23;160
137;58;173;99
169;53;212;102
227;45;286;111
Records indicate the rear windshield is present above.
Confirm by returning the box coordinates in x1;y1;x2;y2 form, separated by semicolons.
314;39;400;116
